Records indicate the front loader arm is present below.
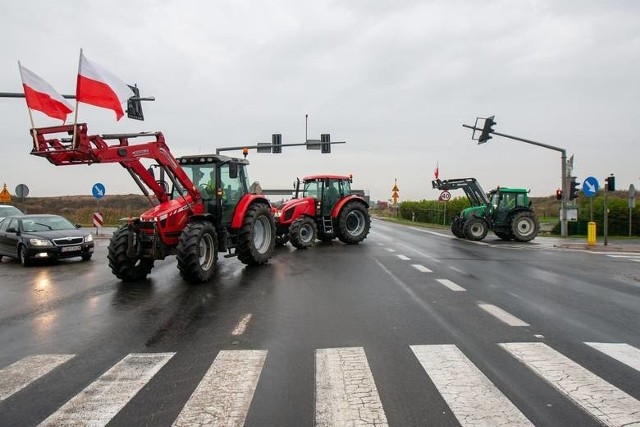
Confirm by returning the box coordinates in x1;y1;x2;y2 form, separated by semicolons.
30;123;201;205
431;178;490;206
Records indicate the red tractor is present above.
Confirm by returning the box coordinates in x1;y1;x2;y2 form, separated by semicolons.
29;123;275;283
274;175;370;248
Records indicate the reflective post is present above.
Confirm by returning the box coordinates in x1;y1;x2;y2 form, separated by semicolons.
588;221;596;246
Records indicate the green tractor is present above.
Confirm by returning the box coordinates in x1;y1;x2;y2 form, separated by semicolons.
432;178;539;242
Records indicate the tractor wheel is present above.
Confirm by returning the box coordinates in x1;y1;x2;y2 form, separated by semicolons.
289;216;318;249
336;201;371;244
177;222;218;283
494;230;513;241
237;202;275;265
275;233;289;247
463;217;489;241
510;211;539;242
108;228;155;282
451;217;465;238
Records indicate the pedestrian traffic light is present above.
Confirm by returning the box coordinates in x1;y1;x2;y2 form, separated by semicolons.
272;133;282;154
321;134;331;153
569;177;579;200
478;115;496;144
556;188;563;200
605;175;615;191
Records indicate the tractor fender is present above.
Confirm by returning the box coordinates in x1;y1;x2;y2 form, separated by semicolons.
331;195;369;218
230;194;272;229
276;197;316;225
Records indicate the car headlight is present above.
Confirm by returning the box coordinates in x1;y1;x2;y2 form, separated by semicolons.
29;238;52;246
84;234;93;242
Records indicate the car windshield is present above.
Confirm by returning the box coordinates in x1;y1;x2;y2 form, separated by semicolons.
0;206;23;218
22;216;76;232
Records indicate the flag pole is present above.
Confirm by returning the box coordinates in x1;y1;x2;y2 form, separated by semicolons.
71;49;82;149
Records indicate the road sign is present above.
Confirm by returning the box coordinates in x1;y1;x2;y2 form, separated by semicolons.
630;184;636;209
93;212;104;227
92;183;106;199
582;176;599;197
15;183;29;199
0;184;10;203
438;190;451;202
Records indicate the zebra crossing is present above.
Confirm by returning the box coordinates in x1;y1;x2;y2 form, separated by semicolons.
1;342;639;426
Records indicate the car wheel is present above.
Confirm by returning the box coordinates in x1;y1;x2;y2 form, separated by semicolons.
82;254;92;261
19;245;31;267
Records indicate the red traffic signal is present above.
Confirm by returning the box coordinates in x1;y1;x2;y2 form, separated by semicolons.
556;188;563;200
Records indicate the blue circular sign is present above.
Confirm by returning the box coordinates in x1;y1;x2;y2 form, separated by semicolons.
582;176;599;197
92;183;106;199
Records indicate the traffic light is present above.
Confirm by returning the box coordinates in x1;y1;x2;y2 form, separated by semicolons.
569;177;579;200
321;134;331;153
126;84;144;121
556;188;563;200
605;175;615;191
478;115;496;144
272;134;282;154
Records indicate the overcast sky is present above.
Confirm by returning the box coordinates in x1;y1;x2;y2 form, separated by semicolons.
1;0;638;203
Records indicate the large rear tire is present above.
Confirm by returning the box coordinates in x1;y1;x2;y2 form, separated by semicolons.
289;216;317;249
336;201;370;244
177;222;218;283
510;211;539;242
237;203;275;265
108;228;154;281
463;217;488;241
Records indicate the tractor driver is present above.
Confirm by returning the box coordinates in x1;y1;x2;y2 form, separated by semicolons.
325;181;340;208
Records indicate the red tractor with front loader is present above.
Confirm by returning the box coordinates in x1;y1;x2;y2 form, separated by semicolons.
29;123;275;283
274;174;370;248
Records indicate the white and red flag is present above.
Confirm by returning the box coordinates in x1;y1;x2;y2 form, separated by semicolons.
18;62;73;122
434;162;440;180
76;50;133;120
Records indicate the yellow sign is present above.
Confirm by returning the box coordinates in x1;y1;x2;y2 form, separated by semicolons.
0;184;11;203
392;184;399;192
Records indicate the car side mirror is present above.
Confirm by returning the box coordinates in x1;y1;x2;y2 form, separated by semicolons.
6;227;16;233
76;224;82;228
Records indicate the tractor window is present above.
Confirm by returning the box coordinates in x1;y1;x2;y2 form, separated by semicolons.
516;193;527;207
340;180;352;195
220;162;248;204
174;164;217;200
303;180;320;199
499;193;517;210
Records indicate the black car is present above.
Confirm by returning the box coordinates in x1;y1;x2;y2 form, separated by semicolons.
0;214;94;266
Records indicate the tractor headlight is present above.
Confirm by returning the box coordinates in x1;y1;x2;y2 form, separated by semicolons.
29;238;52;246
273;211;282;218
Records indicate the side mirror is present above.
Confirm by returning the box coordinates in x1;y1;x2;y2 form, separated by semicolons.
6;227;16;233
76;224;82;228
229;162;239;179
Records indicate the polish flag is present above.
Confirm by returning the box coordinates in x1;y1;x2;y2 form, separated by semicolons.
18;62;73;122
76;51;133;120
434;162;439;180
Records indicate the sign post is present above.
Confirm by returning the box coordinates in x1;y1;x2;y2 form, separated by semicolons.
582;176;599;246
629;184;636;237
92;183;105;235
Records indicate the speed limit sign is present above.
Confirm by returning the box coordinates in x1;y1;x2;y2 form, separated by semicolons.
438;190;451;202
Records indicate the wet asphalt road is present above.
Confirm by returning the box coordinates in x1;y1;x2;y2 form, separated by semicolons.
1;219;639;426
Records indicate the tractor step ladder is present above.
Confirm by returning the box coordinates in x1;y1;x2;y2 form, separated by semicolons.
322;216;333;233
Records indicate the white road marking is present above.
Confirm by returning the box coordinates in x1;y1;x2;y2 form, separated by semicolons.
386;248;396;252
409;227;453;239
412;264;433;273
449;266;464;273
411;344;533;426
40;353;174;427
173;350;266;427
501;342;640;426
0;354;74;401
436;279;466;292
585;342;640;372
231;313;253;336
397;254;411;261
478;303;529;326
316;347;388;427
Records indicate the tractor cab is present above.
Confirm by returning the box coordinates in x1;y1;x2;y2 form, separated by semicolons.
489;187;530;226
297;175;353;215
175;154;251;224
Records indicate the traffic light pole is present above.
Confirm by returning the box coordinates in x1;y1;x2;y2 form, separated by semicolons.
462;125;569;237
215;140;345;155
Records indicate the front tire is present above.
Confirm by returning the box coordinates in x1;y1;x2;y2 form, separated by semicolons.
451;217;465;238
336;201;370;244
463;217;488;241
289;216;318;249
510;211;539;242
237;203;275;265
177;222;218;283
18;245;31;267
107;228;155;282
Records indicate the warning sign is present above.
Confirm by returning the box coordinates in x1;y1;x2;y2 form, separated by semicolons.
0;184;11;203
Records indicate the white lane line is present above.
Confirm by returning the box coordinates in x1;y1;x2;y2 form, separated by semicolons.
174;350;266;427
436;279;466;292
231;313;253;336
386;248;397;252
0;354;75;401
501;342;640;426
316;347;388;427
478;303;529;326
40;353;174;426
411;345;533;426
397;254;411;261
412;264;433;273
409;228;453;239
449;266;464;274
585;342;640;372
